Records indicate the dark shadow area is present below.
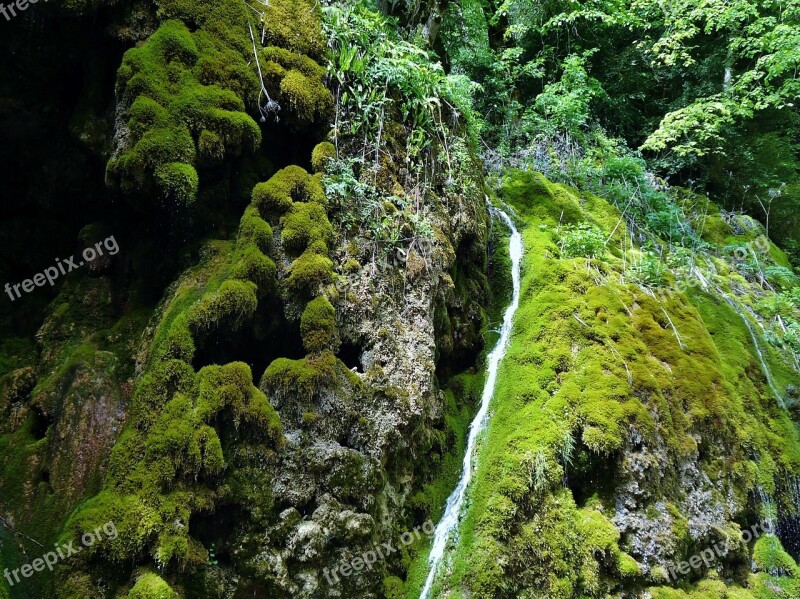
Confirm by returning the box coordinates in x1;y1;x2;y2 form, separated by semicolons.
260;119;325;174
778;515;800;561
337;341;363;373
29;407;51;441
192;296;305;379
565;436;618;508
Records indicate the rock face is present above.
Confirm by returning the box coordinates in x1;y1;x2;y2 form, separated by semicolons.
252;165;488;596
1;0;491;596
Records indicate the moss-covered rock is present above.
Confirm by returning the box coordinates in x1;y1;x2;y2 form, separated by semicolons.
108;18;260;206
416;169;800;598
127;571;179;598
252;165;326;216
311;141;336;173
753;534;799;577
300;296;338;353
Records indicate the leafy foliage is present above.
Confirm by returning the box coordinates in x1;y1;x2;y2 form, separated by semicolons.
558;223;605;259
440;0;800;250
323;1;475;160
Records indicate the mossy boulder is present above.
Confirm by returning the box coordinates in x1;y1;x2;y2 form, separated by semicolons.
300;296;338;353
261;351;338;400
154;162;199;205
127;571;179;598
260;0;326;58
186;279;258;333
252;165;326;217
286;250;334;292
238;206;273;253
281;202;334;251
311;141;336;173
109;19;262;206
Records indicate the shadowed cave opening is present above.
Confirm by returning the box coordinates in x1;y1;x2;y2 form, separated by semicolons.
564;436;618;508
337;340;363;373
29;406;52;441
192;296;306;381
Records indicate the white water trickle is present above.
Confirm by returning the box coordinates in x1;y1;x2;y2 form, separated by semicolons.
712;284;786;409
757;485;777;532
420;205;522;599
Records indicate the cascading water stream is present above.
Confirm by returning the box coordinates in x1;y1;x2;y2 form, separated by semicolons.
420;205;522;599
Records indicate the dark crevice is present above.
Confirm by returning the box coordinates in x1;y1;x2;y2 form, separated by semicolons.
191;296;305;379
337;341;363;373
29;407;51;440
564;437;618;508
38;468;50;485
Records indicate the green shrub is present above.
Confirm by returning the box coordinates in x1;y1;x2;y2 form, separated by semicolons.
559;223;606;259
628;252;667;287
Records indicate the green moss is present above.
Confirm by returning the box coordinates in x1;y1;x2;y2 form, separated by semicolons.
260;0;326;58
231;244;276;290
0;337;35;379
186;279;258;333
416;169;800;598
501;169;582;223
752;535;799;577
262;351;338;399
279;69;332;122
65;360;280;569
300;296;337;353
311;141;336;173
286;250;334;292
252;165;326;216
650;580;755;598
108;15;262;206
281;201;334;251
50;1;337;592
155;162;199;205
127;571;179;598
384;575;405;599
238;206;273;253
31;343;101;413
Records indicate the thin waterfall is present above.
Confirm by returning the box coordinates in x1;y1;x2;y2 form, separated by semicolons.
756;484;777;532
712;284;785;408
420;205;523;599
